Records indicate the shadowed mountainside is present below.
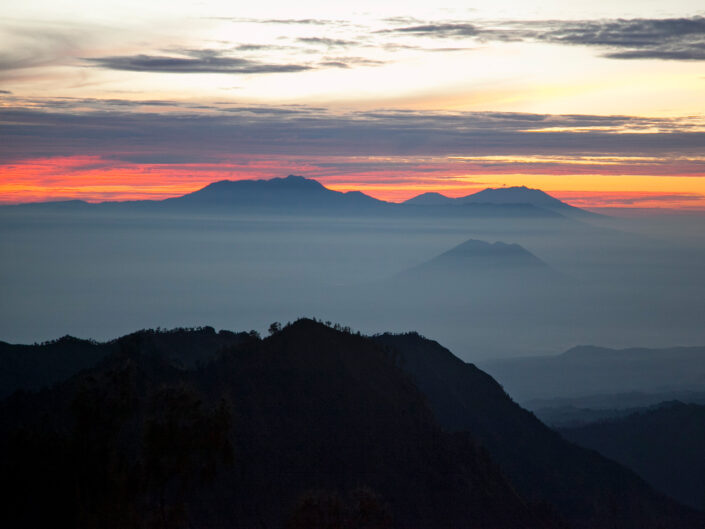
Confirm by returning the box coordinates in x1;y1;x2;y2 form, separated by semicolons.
0;320;563;529
375;332;704;529
559;401;705;510
0;327;249;398
1;321;703;528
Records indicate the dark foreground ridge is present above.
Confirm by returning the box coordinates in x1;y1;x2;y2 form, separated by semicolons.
1;319;702;528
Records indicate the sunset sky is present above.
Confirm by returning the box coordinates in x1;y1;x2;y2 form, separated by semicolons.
2;0;705;208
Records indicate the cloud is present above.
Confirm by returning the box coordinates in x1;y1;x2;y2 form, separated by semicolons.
0;89;12;94
3;103;705;168
319;57;385;68
84;49;312;74
207;17;346;26
383;23;481;37
0;26;86;80
297;37;356;47
382;16;705;61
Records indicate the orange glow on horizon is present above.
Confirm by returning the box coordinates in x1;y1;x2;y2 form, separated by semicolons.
2;155;705;210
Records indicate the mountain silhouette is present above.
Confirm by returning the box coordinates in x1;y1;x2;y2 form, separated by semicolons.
0;320;563;529
375;332;704;529
163;174;387;212
3;176;579;219
481;345;705;403
560;401;705;509
404;186;595;217
0;327;248;398
397;238;560;286
2;321;703;528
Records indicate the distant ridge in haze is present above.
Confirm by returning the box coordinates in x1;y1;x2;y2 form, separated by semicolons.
398;238;560;284
480;345;705;403
405;185;595;217
3;176;583;219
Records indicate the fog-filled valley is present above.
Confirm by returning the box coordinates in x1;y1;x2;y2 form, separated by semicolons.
2;177;704;360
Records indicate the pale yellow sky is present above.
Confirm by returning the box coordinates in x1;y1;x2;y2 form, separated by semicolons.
2;1;705;116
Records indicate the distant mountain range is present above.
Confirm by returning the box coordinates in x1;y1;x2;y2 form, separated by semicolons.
480;345;705;403
1;321;702;528
2;175;592;218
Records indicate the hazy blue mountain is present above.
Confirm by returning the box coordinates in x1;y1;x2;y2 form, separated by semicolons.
376;332;704;529
394;238;562;290
406;238;552;273
404;185;595;217
480;345;705;403
527;390;705;417
560;401;705;509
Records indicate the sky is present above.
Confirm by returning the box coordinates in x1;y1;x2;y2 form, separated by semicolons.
2;0;705;208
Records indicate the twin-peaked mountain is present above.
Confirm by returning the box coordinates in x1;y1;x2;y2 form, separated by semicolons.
1;320;702;529
404;185;594;217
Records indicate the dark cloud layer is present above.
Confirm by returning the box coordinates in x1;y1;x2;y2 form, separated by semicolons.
384;16;705;61
2;103;705;168
84;50;312;74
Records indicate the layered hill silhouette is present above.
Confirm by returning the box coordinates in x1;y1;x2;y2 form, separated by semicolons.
1;320;702;528
481;345;705;403
560;401;705;510
375;332;703;529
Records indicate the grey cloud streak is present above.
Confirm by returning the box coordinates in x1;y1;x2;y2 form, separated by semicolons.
84;50;312;74
383;16;705;61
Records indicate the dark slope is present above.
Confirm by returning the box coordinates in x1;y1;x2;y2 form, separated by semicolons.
0;320;561;529
560;401;705;509
374;332;704;529
0;327;248;398
480;345;705;403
